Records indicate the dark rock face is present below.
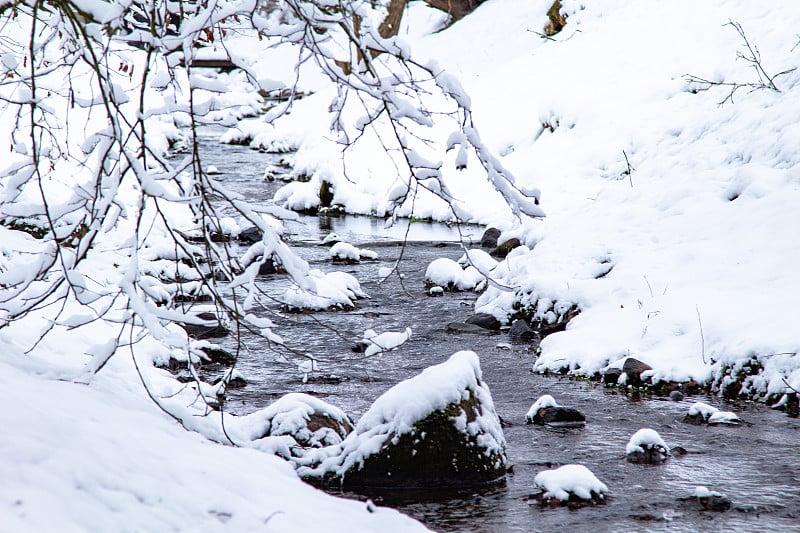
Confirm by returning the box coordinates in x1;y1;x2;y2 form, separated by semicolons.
237;226;263;244
622;357;653;385
603;367;623;384
699;495;732;512
669;390;685;401
528;406;586;427
490;238;521;258
336;393;507;490
480;227;501;248
258;257;277;275
446;322;496;335
509;319;539;343
465;313;501;331
182;321;229;339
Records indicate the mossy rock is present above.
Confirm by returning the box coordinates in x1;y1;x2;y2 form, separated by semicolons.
336;391;507;490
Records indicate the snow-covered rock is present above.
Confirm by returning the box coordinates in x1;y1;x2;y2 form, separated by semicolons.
685;401;742;425
524;394;585;427
329;242;378;263
298;351;507;489
425;257;484;291
626;428;669;464
532;464;608;505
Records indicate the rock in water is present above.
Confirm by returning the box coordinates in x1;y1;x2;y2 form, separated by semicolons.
464;313;501;331
490;238;521;258
479;227;501;248
299;351;508;489
509;319;539;343
622;357;653;385
525;394;585;427
626;428;669;464
532;464;608;506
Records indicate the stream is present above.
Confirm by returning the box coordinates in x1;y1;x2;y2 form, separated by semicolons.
193;126;800;532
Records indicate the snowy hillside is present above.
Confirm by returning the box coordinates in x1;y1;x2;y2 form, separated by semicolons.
1;0;799;530
267;0;800;396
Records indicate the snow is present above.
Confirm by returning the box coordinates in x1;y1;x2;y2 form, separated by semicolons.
425;257;484;291
626;428;668;455
687;401;741;424
533;464;608;502
363;327;413;357
524;394;559;422
693;486;724;499
330;241;378;262
282;269;369;311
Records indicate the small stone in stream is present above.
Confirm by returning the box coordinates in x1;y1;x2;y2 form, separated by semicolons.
238;226;263;243
669;390;685;402
480;227;501;248
428;286;444;297
603;366;623;384
258;257;277;275
626;428;669;464
622;357;653;385
446;322;496;335
490;238;521;258
691;486;731;512
670;446;688;456
200;347;236;365
525;395;585;427
465;313;501;331
351;341;369;353
509;319;539;343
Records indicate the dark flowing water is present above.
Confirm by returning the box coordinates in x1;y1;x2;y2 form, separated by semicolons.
195;127;800;533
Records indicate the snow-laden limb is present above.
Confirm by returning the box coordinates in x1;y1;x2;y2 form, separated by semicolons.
362;327;413;357
533;464;608;503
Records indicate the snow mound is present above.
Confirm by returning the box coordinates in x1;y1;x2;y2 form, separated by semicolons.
362;327;413;357
533;464;608;502
425;257;484;291
330;242;378;262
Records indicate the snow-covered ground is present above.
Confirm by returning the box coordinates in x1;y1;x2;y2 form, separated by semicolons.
3;0;800;530
258;0;800;397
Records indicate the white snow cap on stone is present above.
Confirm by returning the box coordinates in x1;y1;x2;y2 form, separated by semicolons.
330;241;378;262
688;401;741;424
534;464;608;501
363;327;413;357
626;428;668;455
524;394;559;421
693;486;724;498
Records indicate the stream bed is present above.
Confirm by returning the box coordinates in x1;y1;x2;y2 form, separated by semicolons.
195;127;800;532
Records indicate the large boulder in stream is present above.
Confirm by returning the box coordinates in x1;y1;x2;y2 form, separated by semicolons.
299;351;508;490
